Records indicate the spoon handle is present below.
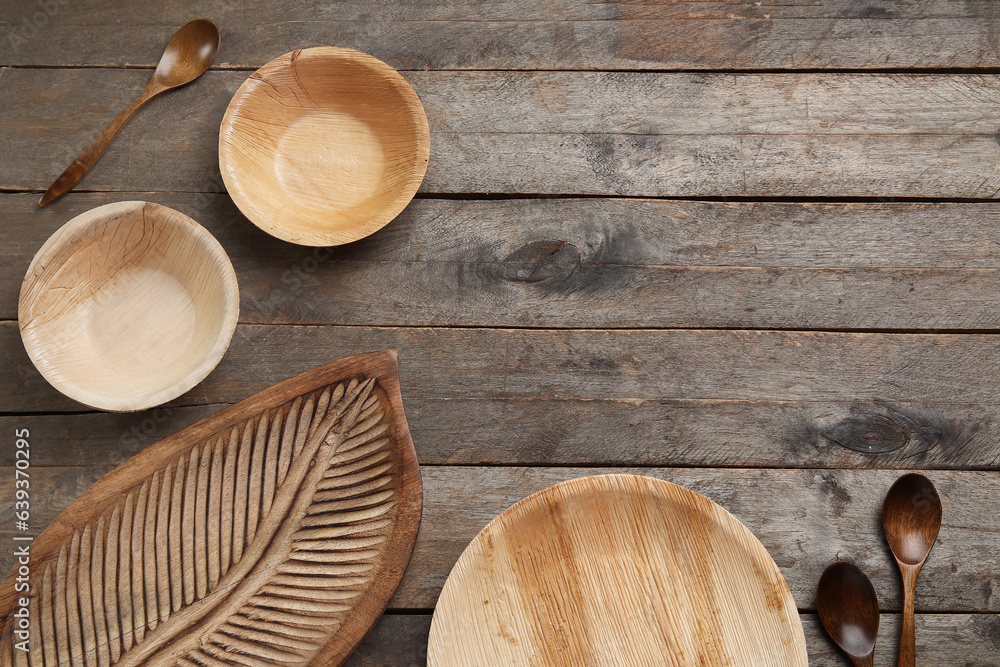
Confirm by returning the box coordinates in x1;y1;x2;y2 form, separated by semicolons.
38;81;162;207
898;564;920;667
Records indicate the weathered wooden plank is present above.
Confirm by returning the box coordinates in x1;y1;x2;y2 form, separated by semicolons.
8;194;1000;331
342;614;429;666
6;323;1000;412
0;407;219;466
15;194;1000;271
5;0;1000;70
345;612;1000;666
408;467;1000;614
430;132;1000;198
6;70;1000;197
3;466;998;613
3;397;999;470
422;72;1000;136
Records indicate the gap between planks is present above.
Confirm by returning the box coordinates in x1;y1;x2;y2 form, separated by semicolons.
13;188;1000;205
13;65;1000;75
6;319;1000;337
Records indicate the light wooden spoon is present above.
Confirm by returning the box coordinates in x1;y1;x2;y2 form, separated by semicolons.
882;473;942;667
38;19;220;207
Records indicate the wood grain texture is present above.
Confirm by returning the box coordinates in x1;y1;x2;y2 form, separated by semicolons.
5;0;1000;70
4;467;999;614
342;612;1000;666
10;324;1000;414
8;70;1000;197
6;396;1000;470
0;352;422;666
5;3;1000;666
9;194;1000;332
11;194;1000;331
340;614;429;666
428;474;808;666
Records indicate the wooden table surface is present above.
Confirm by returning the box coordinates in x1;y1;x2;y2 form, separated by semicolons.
3;2;1000;665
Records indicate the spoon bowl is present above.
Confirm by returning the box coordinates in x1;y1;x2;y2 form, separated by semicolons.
817;561;879;667
153;18;221;89
883;473;942;565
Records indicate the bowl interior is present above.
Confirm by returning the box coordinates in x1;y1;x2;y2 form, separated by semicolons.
220;47;430;246
19;201;239;411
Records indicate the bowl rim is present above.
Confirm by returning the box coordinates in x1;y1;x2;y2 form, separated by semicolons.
18;200;240;412
219;46;431;247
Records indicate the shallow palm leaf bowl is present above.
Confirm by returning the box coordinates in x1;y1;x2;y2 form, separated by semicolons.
219;47;431;247
18;201;239;412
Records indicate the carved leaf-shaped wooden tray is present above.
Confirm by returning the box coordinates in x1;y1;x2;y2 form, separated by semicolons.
0;351;422;666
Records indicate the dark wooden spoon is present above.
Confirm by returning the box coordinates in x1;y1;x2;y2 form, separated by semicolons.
38;19;220;207
882;473;941;667
817;561;879;667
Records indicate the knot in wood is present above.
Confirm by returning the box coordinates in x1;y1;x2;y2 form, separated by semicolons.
821;414;909;454
501;239;581;284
